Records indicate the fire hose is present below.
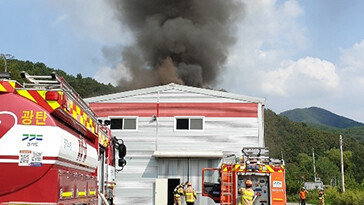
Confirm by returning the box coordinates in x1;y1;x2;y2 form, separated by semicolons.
252;195;258;203
98;191;110;205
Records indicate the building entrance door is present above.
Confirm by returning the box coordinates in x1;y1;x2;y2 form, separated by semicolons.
168;178;180;205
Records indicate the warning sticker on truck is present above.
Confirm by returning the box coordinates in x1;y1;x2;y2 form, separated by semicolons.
19;150;43;167
31;151;43;167
272;180;283;188
19;150;31;166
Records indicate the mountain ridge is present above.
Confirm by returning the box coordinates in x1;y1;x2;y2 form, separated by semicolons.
280;106;364;129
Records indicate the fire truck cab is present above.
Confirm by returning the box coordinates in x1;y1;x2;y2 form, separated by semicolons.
0;70;126;205
202;147;286;205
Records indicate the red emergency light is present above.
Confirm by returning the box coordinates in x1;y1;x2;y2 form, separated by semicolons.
273;165;281;171
45;91;60;101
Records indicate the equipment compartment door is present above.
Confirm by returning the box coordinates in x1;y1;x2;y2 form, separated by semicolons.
238;174;270;205
270;171;286;205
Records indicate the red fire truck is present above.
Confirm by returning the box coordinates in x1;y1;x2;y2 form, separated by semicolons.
202;147;286;205
0;70;126;204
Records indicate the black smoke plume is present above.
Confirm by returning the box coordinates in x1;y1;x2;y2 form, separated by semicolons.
106;0;243;89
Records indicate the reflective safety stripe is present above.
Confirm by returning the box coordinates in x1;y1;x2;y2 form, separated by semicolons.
0;83;6;92
17;89;62;111
177;188;184;194
65;98;97;136
185;193;195;202
265;165;275;172
0;81;16;93
231;164;240;171
47;100;61;110
73;110;78;119
17;90;37;103
78;191;86;197
89;190;96;196
174;194;181;199
9;81;16;89
239;164;246;171
62;191;73;197
318;192;325;200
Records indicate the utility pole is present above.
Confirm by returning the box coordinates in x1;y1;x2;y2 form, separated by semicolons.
1;54;7;72
312;148;317;181
340;135;345;193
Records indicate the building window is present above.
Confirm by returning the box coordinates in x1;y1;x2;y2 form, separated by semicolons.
110;119;123;129
190;118;203;129
176;118;189;130
175;117;204;130
110;117;138;130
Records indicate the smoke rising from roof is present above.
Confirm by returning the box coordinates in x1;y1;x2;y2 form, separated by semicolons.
106;0;243;89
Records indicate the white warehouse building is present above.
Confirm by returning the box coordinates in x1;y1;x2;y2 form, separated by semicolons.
85;83;265;205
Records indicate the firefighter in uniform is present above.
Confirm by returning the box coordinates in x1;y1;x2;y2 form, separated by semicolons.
173;182;186;205
184;182;197;205
238;180;255;205
299;187;308;205
318;188;325;205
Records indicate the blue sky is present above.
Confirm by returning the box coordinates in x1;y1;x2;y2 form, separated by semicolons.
1;0;364;122
0;0;105;76
299;0;364;63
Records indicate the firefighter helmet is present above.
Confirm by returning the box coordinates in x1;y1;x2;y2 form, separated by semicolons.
245;180;253;186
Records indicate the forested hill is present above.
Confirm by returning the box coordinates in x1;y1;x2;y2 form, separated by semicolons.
265;109;364;194
0;59;120;98
280;107;364;128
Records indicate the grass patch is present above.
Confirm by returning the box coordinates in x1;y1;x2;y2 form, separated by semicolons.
288;187;364;205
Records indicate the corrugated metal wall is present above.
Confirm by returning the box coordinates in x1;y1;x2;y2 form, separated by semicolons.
88;88;263;205
157;158;220;205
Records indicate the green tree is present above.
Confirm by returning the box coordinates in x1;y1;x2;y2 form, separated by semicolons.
285;163;303;196
296;153;314;181
316;156;340;184
325;149;354;176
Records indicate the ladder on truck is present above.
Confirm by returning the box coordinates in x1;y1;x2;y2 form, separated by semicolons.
20;71;98;123
221;167;234;205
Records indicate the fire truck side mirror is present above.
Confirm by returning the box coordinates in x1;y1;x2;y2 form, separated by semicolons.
118;144;127;158
118;158;126;167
